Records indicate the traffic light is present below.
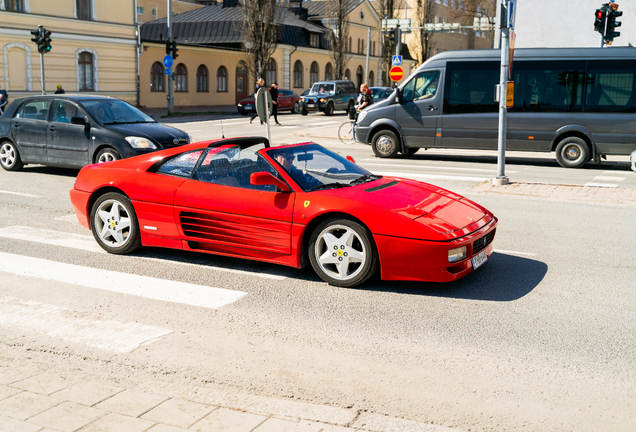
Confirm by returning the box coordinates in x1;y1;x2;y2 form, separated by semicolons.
166;39;178;59
594;6;607;35
41;29;52;53
605;3;622;44
30;27;43;49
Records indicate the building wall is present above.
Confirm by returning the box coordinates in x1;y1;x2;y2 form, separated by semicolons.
495;0;636;48
136;0;203;24
0;0;138;104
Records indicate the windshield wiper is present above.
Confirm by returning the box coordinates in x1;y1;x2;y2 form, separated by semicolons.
309;182;350;192
350;174;382;185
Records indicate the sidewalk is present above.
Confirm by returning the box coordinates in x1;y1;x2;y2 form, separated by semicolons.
473;180;636;206
0;363;462;432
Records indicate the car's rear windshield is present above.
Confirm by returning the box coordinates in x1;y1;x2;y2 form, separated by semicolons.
81;99;155;125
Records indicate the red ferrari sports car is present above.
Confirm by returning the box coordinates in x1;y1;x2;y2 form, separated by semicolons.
70;137;497;287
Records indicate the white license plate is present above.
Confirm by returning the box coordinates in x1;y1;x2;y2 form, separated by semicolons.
471;250;488;270
307;104;315;107
244;106;253;110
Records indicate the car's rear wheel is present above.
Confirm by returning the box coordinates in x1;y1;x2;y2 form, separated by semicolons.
308;217;378;287
0;141;24;171
555;137;590;168
292;102;300;114
371;130;400;158
90;192;141;254
95;147;121;164
324;102;334;116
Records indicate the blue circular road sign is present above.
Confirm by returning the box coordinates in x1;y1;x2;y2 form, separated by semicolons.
163;55;173;68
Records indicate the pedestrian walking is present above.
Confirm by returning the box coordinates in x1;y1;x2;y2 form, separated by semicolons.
54;84;65;94
270;82;280;125
250;78;265;124
0;86;8;115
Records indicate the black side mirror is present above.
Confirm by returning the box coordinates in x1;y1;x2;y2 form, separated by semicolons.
337;89;342;95
71;116;89;126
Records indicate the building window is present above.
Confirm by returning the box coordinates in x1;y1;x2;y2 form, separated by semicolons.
76;0;92;20
196;65;209;92
309;62;319;87
369;70;374;87
372;41;376;56
217;66;228;92
344;68;351;80
3;0;24;12
356;65;363;88
325;62;333;81
175;63;187;92
136;6;143;14
310;33;319;48
78;52;94;91
293;60;303;88
348;37;352;53
151;61;164;92
152;7;156;16
357;39;360;54
265;58;277;87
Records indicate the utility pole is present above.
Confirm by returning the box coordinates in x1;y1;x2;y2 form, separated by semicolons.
167;0;173;115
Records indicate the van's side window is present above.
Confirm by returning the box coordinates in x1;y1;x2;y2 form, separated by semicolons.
512;61;585;113
401;71;440;103
584;60;636;113
444;61;499;114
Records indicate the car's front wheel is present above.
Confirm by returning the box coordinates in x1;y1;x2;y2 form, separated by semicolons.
90;192;141;254
371;130;400;158
0;141;24;171
292;102;300;114
301;108;308;116
324;102;334;116
95;147;121;164
308;217;378;287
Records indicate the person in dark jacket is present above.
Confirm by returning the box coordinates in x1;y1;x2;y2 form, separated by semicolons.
250;78;265;124
0;87;7;115
54;85;65;94
356;83;374;111
269;82;280;125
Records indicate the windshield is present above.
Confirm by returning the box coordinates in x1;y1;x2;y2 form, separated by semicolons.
268;144;381;192
373;89;394;100
310;83;335;94
82;99;155;125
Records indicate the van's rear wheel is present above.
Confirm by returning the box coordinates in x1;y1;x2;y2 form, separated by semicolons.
371;130;400;158
555;137;590;168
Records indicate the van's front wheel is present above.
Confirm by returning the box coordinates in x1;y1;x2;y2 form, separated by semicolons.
555;137;590;168
371;130;400;158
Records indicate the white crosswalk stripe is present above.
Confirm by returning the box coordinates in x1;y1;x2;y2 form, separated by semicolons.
371;170;490;182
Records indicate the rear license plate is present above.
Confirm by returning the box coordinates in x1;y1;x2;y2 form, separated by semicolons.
471;250;488;270
245;106;253;110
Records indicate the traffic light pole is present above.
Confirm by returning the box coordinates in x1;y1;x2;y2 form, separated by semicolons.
40;52;46;95
494;1;510;186
167;0;173;115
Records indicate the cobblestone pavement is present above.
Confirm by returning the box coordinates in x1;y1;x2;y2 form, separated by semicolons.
0;363;461;432
473;181;636;206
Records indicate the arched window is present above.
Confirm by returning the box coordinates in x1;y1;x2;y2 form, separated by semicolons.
356;65;364;88
265;58;277;87
175;63;187;92
216;66;228;92
151;61;164;92
309;62;319;87
76;0;92;20
324;63;333;81
368;70;374;87
78;51;94;91
344;69;351;81
196;65;208;92
293;60;303;88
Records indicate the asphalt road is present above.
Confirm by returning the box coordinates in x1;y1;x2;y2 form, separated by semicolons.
1;114;635;432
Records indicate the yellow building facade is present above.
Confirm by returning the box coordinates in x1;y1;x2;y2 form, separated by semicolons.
0;0;138;104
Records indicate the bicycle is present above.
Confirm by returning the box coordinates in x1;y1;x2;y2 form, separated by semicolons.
338;108;360;145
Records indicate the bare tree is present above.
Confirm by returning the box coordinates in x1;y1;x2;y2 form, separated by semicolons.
327;0;350;80
446;0;495;49
413;0;435;63
242;0;280;85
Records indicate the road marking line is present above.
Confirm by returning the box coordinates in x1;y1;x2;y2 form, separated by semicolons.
583;182;619;188
591;175;625;181
372;171;489;182
54;214;80;222
0;252;248;309
361;162;518;173
0;190;38;198
0;226;286;280
493;249;537;257
0;296;172;353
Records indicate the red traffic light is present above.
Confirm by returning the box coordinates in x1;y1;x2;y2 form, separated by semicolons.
596;10;604;19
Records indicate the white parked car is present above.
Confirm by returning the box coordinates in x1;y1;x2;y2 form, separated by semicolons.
631;150;636;172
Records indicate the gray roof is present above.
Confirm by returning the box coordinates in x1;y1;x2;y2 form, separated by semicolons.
280;0;366;21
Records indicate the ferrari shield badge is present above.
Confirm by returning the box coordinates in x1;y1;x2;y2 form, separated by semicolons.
304;200;310;208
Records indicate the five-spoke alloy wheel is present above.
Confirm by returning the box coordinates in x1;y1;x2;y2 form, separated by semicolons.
309;218;378;287
90;192;141;254
0;141;24;171
95;147;121;164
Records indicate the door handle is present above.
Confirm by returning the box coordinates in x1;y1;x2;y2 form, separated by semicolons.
12;122;20;128
48;126;56;131
427;105;438;111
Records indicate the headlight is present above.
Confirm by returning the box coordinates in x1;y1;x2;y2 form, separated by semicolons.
357;110;368;123
125;136;157;149
448;246;467;263
188;135;195;144
238;103;242;107
319;98;326;102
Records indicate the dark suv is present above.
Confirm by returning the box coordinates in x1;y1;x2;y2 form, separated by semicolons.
300;80;358;116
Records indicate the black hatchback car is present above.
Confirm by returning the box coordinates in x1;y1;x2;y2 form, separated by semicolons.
299;80;358;116
0;95;192;171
